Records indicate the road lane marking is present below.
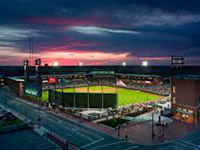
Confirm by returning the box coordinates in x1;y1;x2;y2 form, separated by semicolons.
42;122;73;137
174;141;200;150
82;138;104;148
45;117;95;141
122;146;139;150
180;140;200;148
87;141;126;150
169;145;183;150
79;129;103;139
73;130;95;141
49;115;79;130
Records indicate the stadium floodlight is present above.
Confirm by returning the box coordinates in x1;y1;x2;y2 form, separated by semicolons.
122;62;127;66
171;56;184;65
35;58;41;66
78;62;83;66
53;62;59;67
23;59;29;66
142;61;148;66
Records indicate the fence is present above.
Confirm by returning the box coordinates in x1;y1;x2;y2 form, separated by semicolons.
49;90;117;109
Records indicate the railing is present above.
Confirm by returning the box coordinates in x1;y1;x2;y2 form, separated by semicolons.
45;132;80;150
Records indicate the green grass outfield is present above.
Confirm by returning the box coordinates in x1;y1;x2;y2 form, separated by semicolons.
42;86;161;107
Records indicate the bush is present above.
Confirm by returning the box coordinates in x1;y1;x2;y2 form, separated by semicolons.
100;118;129;128
1;118;23;127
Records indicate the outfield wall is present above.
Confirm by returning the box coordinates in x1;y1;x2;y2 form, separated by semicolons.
49;90;117;109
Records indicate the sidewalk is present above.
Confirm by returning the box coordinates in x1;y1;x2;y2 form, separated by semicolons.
13;96;117;136
0;103;31;124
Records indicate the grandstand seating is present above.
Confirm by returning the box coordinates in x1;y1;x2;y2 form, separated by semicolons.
43;77;170;96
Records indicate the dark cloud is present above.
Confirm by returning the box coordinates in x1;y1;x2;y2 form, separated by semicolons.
0;0;200;65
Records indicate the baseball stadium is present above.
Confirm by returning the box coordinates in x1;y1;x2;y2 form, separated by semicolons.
37;70;169;109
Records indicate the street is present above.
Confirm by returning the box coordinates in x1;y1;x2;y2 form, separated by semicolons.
0;94;136;150
1;94;200;150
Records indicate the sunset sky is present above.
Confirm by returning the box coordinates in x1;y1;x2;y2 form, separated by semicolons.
0;0;200;66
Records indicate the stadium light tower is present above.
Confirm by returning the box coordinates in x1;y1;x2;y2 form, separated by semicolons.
23;59;29;80
122;61;127;66
142;61;148;67
35;58;41;77
78;62;83;66
53;62;59;67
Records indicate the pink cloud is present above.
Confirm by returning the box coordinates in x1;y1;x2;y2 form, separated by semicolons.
39;41;101;53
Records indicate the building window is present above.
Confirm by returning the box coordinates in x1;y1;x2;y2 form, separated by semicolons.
173;86;176;94
173;97;176;104
188;110;193;113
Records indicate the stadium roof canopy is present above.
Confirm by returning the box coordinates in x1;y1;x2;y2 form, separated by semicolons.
6;76;24;82
175;75;200;80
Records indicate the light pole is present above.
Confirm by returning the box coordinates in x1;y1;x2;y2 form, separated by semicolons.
73;80;76;109
35;58;42;127
87;81;90;109
117;110;120;137
152;112;155;139
61;78;64;106
35;58;41;78
38;106;41;127
101;78;104;110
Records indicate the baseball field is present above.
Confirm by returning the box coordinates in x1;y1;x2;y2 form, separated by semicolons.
42;86;161;106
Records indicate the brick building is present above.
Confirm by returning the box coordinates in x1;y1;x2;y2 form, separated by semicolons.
5;77;24;97
171;76;200;123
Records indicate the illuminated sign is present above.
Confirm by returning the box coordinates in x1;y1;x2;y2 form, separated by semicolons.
25;89;38;96
24;78;42;98
172;56;184;65
91;71;115;74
